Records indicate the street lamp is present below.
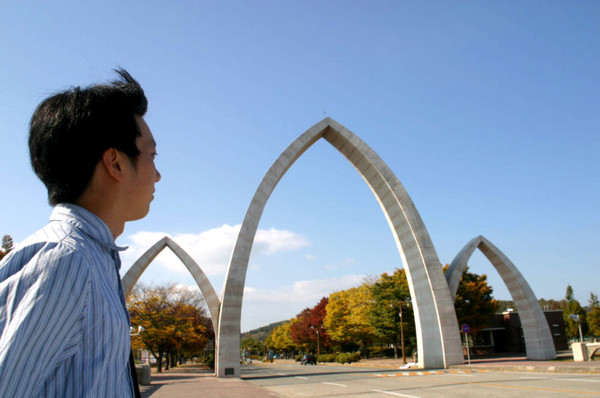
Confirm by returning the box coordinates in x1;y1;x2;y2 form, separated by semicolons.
398;302;409;364
390;301;408;364
569;314;584;342
310;325;321;356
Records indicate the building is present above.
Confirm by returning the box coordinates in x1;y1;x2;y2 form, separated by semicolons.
468;310;568;356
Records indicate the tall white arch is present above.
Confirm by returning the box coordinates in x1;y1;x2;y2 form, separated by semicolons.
216;118;463;377
121;236;221;334
446;235;556;360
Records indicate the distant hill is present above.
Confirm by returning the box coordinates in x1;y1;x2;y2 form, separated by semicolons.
241;320;287;341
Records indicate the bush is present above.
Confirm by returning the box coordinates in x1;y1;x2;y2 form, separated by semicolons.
295;354;303;362
336;352;361;364
318;354;337;363
336;353;348;364
204;353;215;369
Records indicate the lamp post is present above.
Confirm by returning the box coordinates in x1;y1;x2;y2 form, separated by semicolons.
399;302;406;364
310;326;321;356
569;314;584;342
390;301;408;363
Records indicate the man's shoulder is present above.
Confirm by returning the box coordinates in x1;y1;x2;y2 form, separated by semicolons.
0;222;92;282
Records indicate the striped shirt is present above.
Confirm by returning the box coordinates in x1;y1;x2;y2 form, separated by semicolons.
0;204;135;397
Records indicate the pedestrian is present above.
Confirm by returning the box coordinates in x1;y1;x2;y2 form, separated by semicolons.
0;69;161;397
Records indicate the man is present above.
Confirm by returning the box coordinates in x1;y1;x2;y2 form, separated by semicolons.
0;70;161;397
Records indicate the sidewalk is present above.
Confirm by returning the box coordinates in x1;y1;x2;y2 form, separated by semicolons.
139;364;281;398
354;351;600;374
449;351;600;374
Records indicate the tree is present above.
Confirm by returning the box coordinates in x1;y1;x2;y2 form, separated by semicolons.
451;266;499;334
241;336;265;357
369;268;415;362
266;322;296;355
290;297;331;354
0;234;13;261
563;285;587;340
325;284;376;357
127;283;212;372
586;293;600;338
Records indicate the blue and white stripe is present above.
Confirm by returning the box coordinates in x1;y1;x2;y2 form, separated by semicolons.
0;204;135;397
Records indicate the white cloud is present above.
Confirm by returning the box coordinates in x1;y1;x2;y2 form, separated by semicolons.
254;228;310;255
119;224;310;278
244;274;365;304
240;275;367;329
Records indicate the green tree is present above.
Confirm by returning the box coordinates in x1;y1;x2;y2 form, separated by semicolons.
586;293;600;338
369;268;415;361
128;283;211;372
241;336;265;357
0;234;14;261
563;285;587;340
451;266;499;334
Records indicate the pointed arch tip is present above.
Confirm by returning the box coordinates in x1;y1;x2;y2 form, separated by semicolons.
121;235;221;335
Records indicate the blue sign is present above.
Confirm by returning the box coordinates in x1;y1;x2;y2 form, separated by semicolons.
461;324;470;334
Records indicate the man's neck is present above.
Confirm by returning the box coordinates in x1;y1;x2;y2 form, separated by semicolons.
75;198;125;239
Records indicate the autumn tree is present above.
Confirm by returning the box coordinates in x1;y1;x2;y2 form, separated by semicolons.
588;293;600;338
325;284;376;357
451;266;498;334
563;285;587;340
265;322;296;355
369;268;415;361
290;297;331;355
128;283;212;372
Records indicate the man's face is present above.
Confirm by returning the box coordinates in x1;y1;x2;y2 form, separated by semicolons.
124;116;161;221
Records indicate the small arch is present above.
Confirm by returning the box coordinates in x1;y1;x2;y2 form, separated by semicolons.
121;236;221;334
216;118;463;377
590;347;600;361
446;235;556;360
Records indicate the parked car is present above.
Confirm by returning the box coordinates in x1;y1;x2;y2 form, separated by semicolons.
301;354;317;365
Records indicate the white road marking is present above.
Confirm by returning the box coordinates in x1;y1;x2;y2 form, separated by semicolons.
519;376;545;380
322;382;347;387
372;390;421;398
295;376;308;380
556;378;600;383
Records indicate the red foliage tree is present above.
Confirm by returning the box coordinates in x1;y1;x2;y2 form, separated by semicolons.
290;297;331;354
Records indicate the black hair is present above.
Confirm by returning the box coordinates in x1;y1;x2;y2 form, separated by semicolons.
29;69;148;206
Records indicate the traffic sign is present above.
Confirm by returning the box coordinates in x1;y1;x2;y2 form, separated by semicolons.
461;324;470;334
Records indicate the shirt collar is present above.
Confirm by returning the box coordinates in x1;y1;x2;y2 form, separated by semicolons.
50;203;128;253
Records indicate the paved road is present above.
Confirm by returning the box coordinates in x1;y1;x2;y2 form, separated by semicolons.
243;362;600;397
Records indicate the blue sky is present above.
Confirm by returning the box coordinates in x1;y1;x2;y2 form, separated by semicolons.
1;1;598;331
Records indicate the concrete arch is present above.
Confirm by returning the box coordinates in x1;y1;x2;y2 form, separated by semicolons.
121;236;221;334
591;347;600;361
446;235;556;360
216;118;463;377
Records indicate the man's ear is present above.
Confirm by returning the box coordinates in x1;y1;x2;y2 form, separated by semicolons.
101;148;126;181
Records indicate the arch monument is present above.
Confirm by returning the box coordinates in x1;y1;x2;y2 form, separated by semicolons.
446;235;556;360
121;236;221;334
215;118;463;377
